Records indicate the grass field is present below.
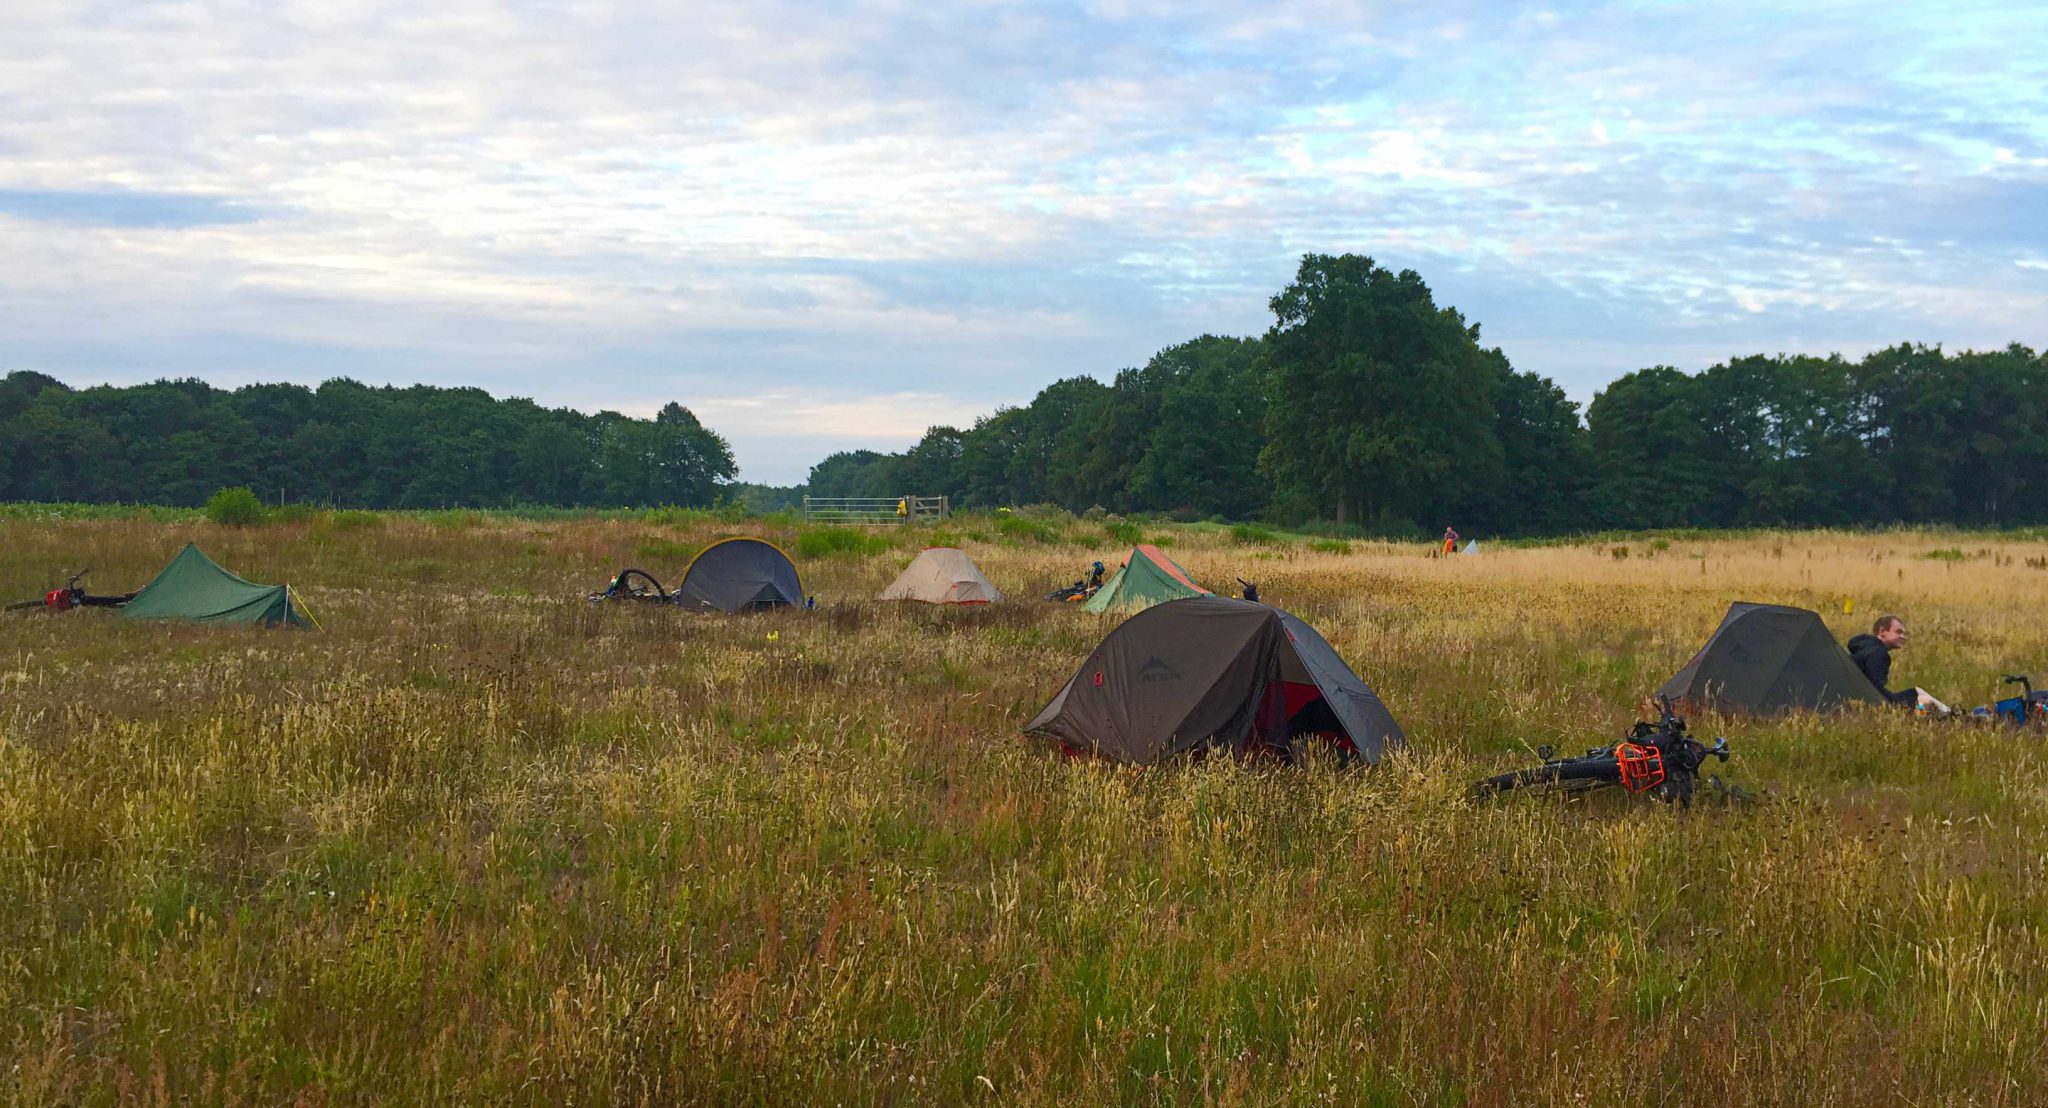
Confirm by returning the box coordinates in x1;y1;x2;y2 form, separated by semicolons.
5;512;2048;1105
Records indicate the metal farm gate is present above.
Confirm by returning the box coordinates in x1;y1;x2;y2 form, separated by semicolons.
801;495;950;524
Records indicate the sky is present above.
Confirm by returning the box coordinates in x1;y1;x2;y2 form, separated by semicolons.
3;1;2045;484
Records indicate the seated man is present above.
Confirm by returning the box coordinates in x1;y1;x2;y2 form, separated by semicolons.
1846;615;1948;712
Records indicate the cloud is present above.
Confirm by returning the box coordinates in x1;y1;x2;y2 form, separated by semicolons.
0;0;2044;482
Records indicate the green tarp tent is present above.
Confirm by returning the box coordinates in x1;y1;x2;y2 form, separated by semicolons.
1084;544;1211;614
121;543;310;627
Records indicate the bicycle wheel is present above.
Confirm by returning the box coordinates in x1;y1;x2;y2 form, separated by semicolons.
612;568;666;601
1470;757;1620;798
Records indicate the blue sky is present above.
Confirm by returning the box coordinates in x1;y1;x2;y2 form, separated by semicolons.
2;1;2044;483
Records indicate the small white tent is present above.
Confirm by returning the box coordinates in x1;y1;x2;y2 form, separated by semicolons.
878;547;1002;604
1459;540;1480;555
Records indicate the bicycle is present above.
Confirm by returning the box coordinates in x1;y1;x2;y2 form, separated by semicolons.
1044;561;1106;604
1469;697;1734;806
5;569;137;613
587;568;669;604
1967;674;2048;726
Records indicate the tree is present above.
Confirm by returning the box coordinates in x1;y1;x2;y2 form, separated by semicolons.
1128;335;1269;518
1479;366;1587;534
806;450;895;499
650;402;737;506
0;373;742;509
1258;254;1505;528
1585;367;1713;528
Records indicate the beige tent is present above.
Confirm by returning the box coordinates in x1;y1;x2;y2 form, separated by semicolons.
878;547;1002;604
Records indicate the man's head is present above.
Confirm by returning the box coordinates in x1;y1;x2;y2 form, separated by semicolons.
1874;614;1907;650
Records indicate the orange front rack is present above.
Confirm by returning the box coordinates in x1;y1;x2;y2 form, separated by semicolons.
1616;742;1666;792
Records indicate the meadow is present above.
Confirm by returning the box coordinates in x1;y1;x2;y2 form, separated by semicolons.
4;510;2048;1105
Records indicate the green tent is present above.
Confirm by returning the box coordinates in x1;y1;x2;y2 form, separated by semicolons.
120;543;311;628
1084;544;1211;614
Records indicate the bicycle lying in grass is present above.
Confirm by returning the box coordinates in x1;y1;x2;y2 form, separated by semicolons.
1470;696;1736;806
1966;674;2048;726
587;568;669;604
1044;561;1106;603
5;569;137;613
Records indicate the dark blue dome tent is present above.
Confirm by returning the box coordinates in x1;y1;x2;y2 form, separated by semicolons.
674;538;803;613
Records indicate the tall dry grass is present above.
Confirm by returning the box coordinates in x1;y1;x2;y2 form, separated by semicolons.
3;514;2047;1104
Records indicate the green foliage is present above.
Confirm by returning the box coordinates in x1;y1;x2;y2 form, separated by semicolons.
0;371;737;510
1229;522;1284;545
0;502;198;522
795;527;893;557
636;537;698;562
325;510;384;532
203;486;265;526
1259;255;1507;528
1101;519;1141;545
1917;547;1973;561
781;272;2046;538
1310;538;1352;555
994;514;1074;545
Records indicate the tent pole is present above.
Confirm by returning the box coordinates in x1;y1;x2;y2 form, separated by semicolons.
288;585;324;631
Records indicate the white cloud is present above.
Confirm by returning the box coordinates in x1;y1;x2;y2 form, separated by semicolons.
0;0;2044;482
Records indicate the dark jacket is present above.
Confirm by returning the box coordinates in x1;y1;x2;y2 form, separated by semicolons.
1847;634;1916;704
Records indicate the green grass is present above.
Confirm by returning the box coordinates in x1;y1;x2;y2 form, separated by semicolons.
995;514;1080;546
795;527;895;557
4;517;2048;1103
1229;522;1285;545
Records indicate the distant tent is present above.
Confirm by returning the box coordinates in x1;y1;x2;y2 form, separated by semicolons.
1026;596;1404;765
675;538;802;612
878;547;1001;604
1657;601;1884;713
1083;544;1210;614
1460;540;1479;555
120;543;309;627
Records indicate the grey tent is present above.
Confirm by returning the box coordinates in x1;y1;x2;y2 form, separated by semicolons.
1024;596;1404;765
1459;540;1479;555
1657;601;1884;713
674;538;802;612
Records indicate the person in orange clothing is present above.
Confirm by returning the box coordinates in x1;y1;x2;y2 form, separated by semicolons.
1441;526;1459;557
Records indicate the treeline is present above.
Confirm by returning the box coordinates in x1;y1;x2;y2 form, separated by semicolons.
0;374;737;508
811;254;2048;533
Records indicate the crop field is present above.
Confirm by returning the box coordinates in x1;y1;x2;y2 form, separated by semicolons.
5;511;2048;1105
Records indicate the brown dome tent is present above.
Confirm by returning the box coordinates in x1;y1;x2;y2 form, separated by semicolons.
1024;596;1404;765
1657;601;1884;713
878;547;1001;604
